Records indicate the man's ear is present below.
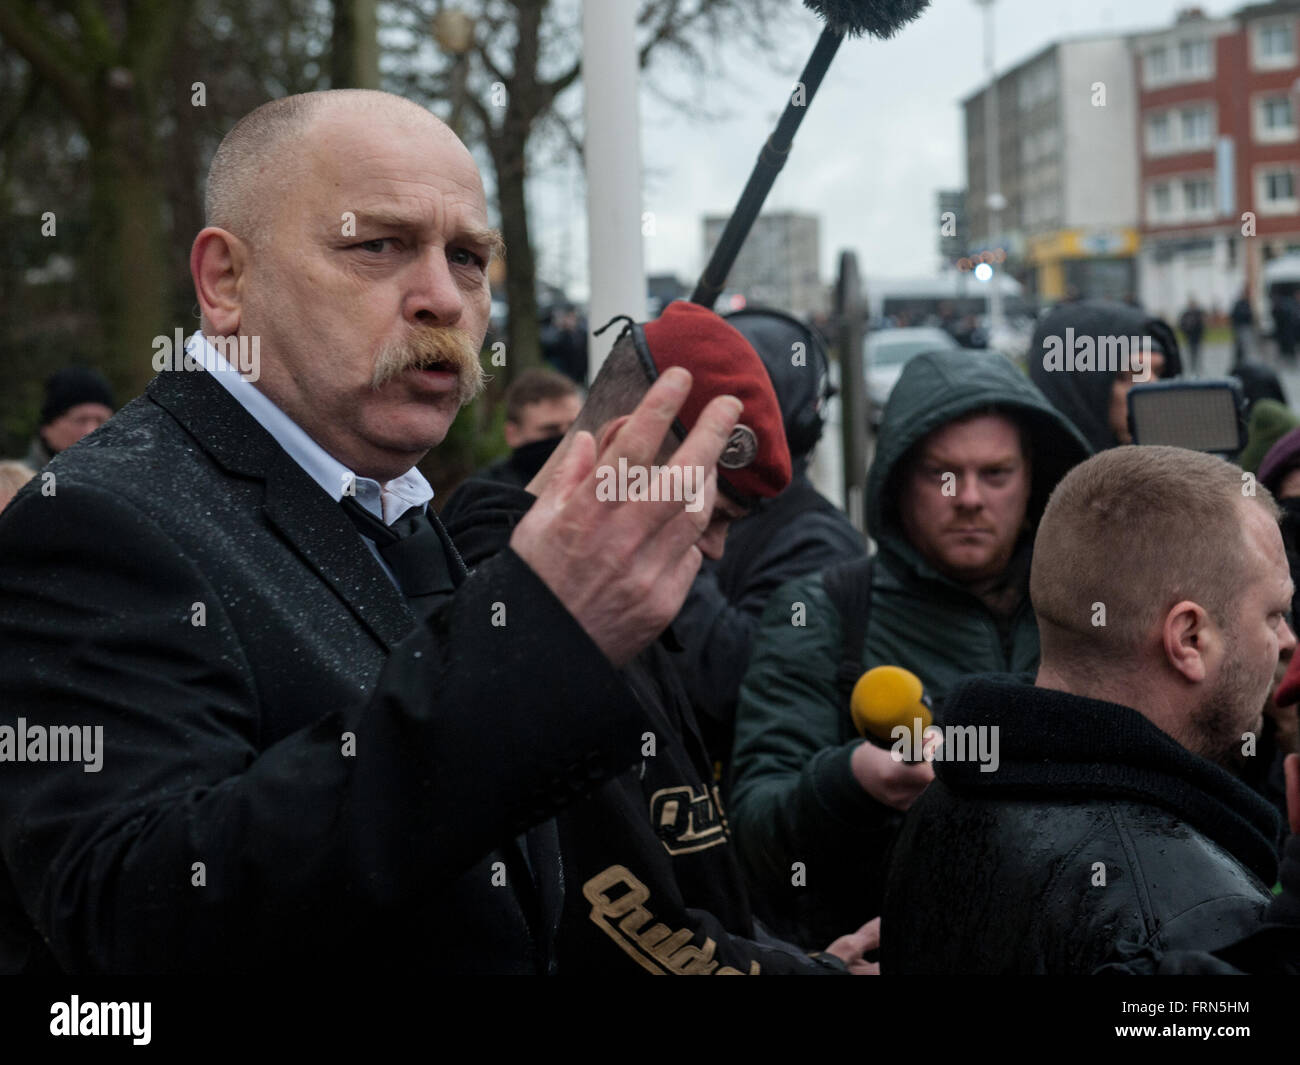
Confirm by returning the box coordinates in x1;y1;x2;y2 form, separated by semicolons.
504;421;522;449
1162;600;1215;684
595;414;633;455
191;227;247;335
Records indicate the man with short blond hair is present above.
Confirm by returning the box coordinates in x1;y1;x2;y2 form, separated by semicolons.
883;445;1295;974
1031;446;1277;762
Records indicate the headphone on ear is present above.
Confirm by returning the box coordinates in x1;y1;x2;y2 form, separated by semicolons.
723;307;833;459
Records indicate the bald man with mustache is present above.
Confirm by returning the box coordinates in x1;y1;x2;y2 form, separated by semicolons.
0;90;741;974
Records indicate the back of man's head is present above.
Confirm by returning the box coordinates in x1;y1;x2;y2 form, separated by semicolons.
1033;447;1264;657
571;336;644;438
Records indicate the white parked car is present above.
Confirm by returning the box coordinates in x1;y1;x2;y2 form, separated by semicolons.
865;327;961;416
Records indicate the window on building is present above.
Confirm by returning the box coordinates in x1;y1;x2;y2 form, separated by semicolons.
1258;167;1299;214
1020;130;1037;164
1016;63;1055;112
1016;75;1033;112
1183;178;1214;217
1147;113;1172;154
1144;46;1170;84
1264;169;1296;203
1151;183;1172;221
1178;39;1212;78
1257;95;1297;141
1253;20;1296;69
1181;107;1213;148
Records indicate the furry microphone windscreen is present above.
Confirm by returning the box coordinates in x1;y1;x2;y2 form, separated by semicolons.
803;0;931;38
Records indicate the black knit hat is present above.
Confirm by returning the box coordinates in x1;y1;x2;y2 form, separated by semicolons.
40;367;115;426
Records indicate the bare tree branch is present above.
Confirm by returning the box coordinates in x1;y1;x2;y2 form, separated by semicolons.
0;59;43;150
0;1;95;131
539;55;580;105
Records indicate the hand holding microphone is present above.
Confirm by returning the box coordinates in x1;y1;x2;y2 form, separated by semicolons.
847;666;936;811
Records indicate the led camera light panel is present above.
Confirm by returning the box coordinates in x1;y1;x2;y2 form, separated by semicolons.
1129;382;1244;454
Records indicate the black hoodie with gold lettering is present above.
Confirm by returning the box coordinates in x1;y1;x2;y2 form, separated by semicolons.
440;477;841;975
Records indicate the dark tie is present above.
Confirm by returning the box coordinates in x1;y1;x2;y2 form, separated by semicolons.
340;496;465;614
342;495;556;967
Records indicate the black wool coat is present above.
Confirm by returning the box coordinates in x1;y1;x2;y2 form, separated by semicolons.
0;366;644;974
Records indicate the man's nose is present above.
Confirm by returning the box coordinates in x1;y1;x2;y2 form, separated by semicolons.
404;248;464;327
1281;618;1298;656
954;472;983;508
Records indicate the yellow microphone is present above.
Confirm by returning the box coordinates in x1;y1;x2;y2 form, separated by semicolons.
850;665;933;762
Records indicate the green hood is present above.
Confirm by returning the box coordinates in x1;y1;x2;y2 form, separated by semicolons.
865;348;1092;575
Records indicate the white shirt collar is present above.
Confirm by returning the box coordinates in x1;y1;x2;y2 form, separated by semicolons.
188;332;434;524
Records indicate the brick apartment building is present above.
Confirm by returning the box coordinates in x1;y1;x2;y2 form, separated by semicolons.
1136;3;1300;322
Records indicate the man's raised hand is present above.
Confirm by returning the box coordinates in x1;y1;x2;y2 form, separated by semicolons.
510;367;741;668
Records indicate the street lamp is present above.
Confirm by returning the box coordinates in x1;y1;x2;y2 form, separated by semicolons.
432;8;476;139
973;0;1005;344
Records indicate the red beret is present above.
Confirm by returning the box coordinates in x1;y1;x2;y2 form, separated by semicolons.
634;301;792;505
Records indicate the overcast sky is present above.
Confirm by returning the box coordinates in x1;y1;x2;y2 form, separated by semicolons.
528;0;1243;300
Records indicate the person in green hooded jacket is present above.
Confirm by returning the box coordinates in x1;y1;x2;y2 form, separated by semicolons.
729;346;1091;948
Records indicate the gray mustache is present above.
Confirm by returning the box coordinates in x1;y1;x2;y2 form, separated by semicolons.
370;328;486;404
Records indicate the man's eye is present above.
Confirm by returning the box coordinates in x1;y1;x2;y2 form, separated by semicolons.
450;247;486;269
355;238;394;254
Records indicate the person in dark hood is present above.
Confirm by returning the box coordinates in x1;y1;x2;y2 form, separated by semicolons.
1232;362;1288;413
471;368;581;489
730;347;1091;947
669;308;865;793
1029;299;1181;452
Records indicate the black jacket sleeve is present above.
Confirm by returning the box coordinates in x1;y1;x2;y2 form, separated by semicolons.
671;505;866;729
0;480;642;972
1096;834;1300;975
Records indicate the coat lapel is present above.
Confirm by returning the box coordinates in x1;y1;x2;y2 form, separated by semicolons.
147;368;416;651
